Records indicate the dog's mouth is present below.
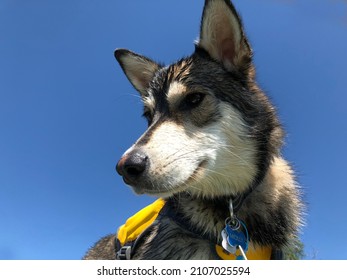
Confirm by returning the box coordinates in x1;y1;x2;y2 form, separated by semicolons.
131;159;208;197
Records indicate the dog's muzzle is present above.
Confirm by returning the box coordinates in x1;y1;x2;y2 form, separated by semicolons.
116;149;148;185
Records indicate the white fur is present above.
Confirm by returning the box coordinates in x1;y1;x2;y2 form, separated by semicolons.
142;89;156;114
185;103;257;197
124;100;257;198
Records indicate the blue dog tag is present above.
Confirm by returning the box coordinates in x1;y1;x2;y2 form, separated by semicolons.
221;200;250;259
224;219;249;252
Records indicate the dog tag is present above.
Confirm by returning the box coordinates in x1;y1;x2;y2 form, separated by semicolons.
221;228;237;254
225;222;248;252
221;200;249;259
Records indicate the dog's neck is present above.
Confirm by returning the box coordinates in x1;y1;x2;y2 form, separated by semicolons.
166;193;233;244
165;156;301;247
165;170;266;244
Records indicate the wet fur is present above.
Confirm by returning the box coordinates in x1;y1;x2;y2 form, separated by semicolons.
84;0;303;260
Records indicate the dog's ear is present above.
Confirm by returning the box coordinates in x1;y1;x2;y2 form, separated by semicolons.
115;49;160;96
197;0;252;73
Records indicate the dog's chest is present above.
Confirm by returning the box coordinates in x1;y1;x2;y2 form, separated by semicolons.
132;219;217;260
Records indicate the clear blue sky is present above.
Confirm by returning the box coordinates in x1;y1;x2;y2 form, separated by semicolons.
1;0;346;260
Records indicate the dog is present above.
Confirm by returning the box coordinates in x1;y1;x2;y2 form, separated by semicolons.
84;0;303;260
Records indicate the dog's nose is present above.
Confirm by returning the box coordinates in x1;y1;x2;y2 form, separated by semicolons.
116;149;148;184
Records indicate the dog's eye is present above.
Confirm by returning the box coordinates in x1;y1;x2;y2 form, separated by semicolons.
183;92;205;110
142;110;152;125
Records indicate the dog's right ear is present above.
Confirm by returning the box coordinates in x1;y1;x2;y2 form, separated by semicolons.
114;49;160;96
197;0;252;74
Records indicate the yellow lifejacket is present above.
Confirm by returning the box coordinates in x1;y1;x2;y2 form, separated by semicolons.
116;199;272;260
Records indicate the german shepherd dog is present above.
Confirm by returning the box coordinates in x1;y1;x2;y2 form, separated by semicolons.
84;0;303;260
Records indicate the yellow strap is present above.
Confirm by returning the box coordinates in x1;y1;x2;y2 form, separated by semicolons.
117;198;166;246
215;244;272;260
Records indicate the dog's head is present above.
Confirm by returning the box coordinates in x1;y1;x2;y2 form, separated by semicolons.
115;0;283;198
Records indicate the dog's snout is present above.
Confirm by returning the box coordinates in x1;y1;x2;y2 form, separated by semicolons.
116;149;148;184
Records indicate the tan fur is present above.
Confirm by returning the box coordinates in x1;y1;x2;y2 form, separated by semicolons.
117;50;159;96
198;0;250;71
167;81;188;108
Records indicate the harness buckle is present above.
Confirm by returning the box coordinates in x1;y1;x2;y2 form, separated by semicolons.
116;245;132;260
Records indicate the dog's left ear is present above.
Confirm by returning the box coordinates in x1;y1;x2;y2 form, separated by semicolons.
197;0;252;73
115;49;160;96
